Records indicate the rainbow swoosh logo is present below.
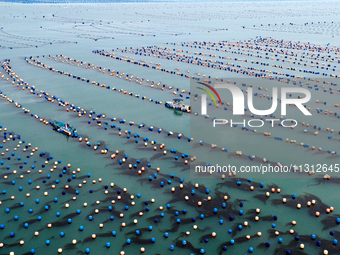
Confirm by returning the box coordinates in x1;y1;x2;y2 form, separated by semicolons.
197;82;222;106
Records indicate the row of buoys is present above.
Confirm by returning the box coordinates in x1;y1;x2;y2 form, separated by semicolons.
195;48;338;71
248;21;339;39
92;49;333;113
189;38;340;56
0;25;73;49
113;44;340;79
0;89;55;130
27;55;193;108
31;55;194;104
54;53;192;97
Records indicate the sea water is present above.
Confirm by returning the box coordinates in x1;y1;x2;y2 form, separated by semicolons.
0;1;340;254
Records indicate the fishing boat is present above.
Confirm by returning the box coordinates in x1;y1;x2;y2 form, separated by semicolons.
50;120;77;137
165;98;191;113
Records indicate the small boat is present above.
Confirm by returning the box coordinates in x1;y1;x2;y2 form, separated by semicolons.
50;120;77;137
165;98;191;113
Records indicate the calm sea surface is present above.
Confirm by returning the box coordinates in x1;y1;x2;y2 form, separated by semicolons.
0;1;340;254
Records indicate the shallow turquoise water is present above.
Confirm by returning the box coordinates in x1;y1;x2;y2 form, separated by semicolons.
1;1;340;255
